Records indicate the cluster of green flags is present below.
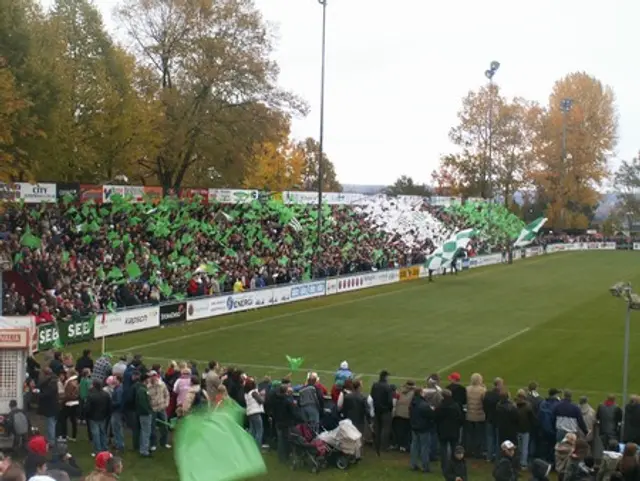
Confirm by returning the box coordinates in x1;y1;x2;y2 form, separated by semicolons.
445;202;525;247
13;192;403;301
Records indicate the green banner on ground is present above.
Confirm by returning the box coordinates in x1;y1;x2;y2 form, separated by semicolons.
37;315;96;350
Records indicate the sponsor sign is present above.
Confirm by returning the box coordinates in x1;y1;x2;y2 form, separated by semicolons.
399;266;421;282
160;302;187;325
79;184;103;203
94;307;159;338
143;186;163;203
56;183;80;199
187;296;229;321
0;183;16;201
290;281;326;300
329;270;399;295
208;189;259;204
14;182;57;203
102;185;145;203
468;254;502;269
634;243;640;251
0;315;37;353
180;188;209;202
0;329;29;348
37;316;96;350
462;258;470;270
283;191;369;205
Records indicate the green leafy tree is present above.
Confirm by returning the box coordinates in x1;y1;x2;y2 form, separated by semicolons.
297;137;342;192
385;175;431;196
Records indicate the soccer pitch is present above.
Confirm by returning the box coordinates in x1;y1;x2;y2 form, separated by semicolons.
92;251;640;396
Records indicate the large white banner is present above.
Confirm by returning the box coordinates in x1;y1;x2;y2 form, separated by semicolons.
102;185;145;203
326;270;399;295
208;189;259;204
2;183;58;203
94;306;159;338
186;296;230;321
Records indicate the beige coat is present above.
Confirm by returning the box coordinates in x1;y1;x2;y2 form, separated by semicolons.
466;384;486;422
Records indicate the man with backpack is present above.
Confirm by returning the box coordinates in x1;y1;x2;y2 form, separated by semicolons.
297;375;323;431
537;388;561;464
6;399;30;455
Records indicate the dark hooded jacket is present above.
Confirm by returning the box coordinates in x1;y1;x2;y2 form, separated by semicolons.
436;396;464;441
445;454;468;481
530;459;551;481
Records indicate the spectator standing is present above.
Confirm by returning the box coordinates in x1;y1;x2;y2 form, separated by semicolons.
596;395;622;449
483;378;503;462
515;389;536;469
579;396;596;445
392;380;415;453
244;378;265;448
60;369;79;441
555;433;577;481
78;369;92;429
173;368;192;413
38;368;59;446
85;380;111;455
7;399;30;455
554;391;588;441
493;440;517;481
204;361;222;400
526;382;543;459
111;356;127;378
371;370;394;455
436;389;463;473
135;374;154;457
147;371;171;450
444;445;468;481
465;373;486;459
446;372;467;414
622;396;640;444
75;350;93;374
272;384;297;464
50;352;64;377
92;354;112;386
110;376;125;452
538;388;561;463
340;380;368;438
409;388;435;473
495;391;519;447
298;375;323;431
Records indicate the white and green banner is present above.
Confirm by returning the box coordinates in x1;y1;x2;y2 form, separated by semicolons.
514;217;547;248
425;228;475;270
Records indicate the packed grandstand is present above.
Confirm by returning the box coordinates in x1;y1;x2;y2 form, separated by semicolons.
2;183;538;319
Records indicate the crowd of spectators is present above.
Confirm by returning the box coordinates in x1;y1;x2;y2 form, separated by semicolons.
1;196;447;319
9;351;640;481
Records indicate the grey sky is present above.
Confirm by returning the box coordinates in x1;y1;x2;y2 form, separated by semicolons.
88;0;640;185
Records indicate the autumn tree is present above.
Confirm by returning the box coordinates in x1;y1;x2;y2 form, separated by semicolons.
613;152;640;221
296;137;341;192
116;0;306;192
434;85;537;206
530;72;618;229
385;175;431;197
243;131;305;191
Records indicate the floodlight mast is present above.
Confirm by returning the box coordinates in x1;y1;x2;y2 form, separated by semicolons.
484;61;500;255
610;281;637;438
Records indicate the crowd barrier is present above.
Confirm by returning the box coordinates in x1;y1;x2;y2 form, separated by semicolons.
15;241;626;353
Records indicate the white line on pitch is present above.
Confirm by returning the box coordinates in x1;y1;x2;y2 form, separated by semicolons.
435;327;532;374
113;282;431;354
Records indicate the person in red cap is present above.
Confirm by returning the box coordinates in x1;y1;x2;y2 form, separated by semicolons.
446;373;467;414
83;451;113;481
24;435;48;479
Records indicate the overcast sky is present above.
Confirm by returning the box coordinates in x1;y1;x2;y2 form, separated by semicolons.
89;0;640;186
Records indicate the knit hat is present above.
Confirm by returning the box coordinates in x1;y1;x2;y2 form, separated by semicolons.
95;451;113;471
28;435;48;455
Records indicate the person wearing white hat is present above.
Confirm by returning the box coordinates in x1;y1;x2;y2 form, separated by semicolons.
335;361;353;386
493;440;517;481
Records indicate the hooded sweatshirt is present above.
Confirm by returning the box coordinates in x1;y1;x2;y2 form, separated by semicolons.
530;459;551;481
394;384;415;419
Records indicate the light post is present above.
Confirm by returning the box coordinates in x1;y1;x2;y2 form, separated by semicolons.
610;281;640;438
316;0;328;256
560;98;573;229
484;61;500;253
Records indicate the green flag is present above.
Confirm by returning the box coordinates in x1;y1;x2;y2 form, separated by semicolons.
174;402;266;481
514;217;547;247
126;262;142;280
20;228;41;249
286;355;304;372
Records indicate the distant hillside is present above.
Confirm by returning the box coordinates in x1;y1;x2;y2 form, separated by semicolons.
341;184;386;195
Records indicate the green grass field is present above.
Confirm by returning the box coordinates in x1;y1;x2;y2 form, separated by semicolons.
53;251;640;480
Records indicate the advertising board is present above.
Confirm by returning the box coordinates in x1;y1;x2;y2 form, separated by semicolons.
94;306;159;338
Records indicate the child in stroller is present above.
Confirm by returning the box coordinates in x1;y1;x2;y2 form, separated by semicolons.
289;424;328;474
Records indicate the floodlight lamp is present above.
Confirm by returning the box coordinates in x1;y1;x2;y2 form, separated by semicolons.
629;293;640;311
485;70;494;80
560;98;573;112
490;61;500;71
611;282;626;297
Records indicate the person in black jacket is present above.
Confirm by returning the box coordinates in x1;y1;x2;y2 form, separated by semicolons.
271;384;297;464
50;352;64;376
495;391;519;446
446;373;467;415
75;350;93;374
370;370;393;455
516;389;537;469
484;378;504;462
47;442;83;479
85;380;112;455
409;388;436;473
436;389;464;473
445;445;468;481
38;368;60;446
341;380;368;436
494;440;517;481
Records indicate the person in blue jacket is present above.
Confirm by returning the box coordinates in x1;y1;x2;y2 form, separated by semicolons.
553;390;588;442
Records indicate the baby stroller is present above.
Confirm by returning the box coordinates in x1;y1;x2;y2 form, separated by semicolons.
317;419;363;470
289;424;328;474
